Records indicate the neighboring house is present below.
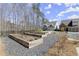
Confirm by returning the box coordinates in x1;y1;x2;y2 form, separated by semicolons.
43;21;56;31
60;18;79;32
59;20;72;31
61;20;71;26
71;18;79;26
68;18;79;32
59;23;67;31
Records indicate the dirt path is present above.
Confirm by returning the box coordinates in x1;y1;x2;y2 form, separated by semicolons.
0;37;6;56
45;32;77;56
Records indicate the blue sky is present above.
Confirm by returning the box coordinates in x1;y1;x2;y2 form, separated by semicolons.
40;3;79;22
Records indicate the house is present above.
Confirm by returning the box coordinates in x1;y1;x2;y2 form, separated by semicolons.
59;20;71;31
43;21;56;31
71;18;79;26
59;23;67;31
61;20;71;26
68;18;79;32
60;18;79;32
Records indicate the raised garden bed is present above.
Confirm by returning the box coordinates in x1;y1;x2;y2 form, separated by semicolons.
25;31;46;34
24;31;52;38
8;34;43;48
24;32;42;37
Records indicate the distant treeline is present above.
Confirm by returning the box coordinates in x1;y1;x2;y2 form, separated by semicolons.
0;3;47;33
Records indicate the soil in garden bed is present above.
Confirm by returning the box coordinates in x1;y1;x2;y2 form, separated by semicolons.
23;31;47;38
25;30;47;35
9;34;40;42
8;34;42;48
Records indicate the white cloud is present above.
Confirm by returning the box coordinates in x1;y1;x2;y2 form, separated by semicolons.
49;19;58;22
52;19;58;21
49;19;60;22
40;8;42;12
68;15;79;19
57;7;79;17
57;11;65;16
55;3;79;7
44;4;52;9
64;3;79;7
49;19;53;22
45;11;50;15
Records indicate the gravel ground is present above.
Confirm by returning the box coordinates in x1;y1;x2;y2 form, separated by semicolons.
0;32;59;56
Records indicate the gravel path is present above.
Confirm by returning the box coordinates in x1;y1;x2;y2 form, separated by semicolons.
0;32;59;56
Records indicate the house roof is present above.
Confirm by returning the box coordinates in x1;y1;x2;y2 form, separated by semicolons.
64;18;79;22
69;18;79;21
61;20;71;26
61;18;79;26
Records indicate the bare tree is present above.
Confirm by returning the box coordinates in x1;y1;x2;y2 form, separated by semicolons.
0;3;45;34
